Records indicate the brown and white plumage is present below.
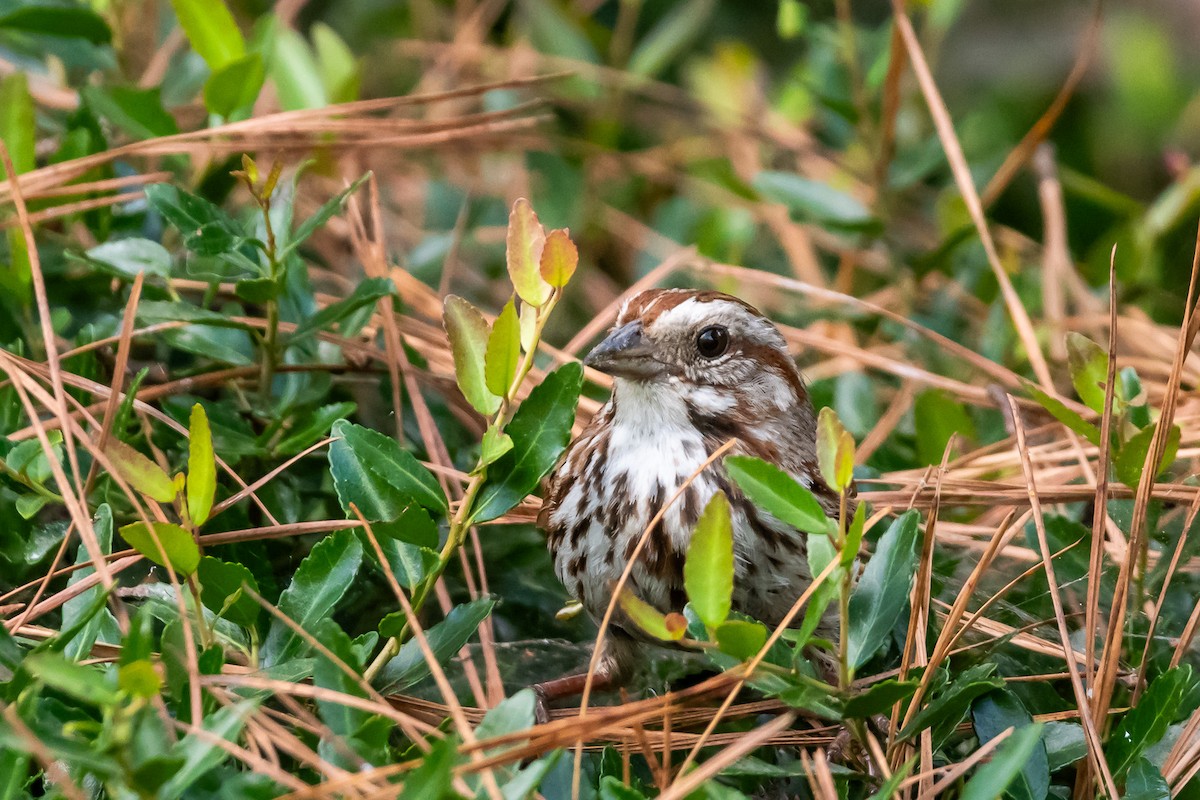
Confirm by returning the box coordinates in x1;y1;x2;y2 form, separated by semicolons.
540;289;849;678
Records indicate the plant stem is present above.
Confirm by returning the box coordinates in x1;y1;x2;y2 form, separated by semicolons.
837;487;851;692
257;196;280;407
363;292;560;682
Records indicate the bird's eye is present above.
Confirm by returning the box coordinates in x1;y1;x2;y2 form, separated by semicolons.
695;325;729;358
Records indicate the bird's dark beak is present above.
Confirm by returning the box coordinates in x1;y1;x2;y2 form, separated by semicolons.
583;321;662;379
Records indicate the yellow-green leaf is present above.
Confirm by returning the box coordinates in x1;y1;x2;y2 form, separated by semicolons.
539;228;578;288
518;301;538;353
187;404;216;528
444;295;501;416
836;429;855;490
1066;332;1110;414
169;0;245;70
505;198;551;307
618;589;685;641
118;660;162;698
104;439;177;503
478;426;514;469
684;491;734;629
485;299;521;399
120;521;201;576
817;406;848;491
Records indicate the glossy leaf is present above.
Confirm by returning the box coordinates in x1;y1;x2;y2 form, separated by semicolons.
197;556;260;629
187;404;216;527
375;597;496;693
539;228;578;288
120;521;200;577
329;420;448;517
1123;758;1171;800
794;532;838;649
479;426;514;469
289;277;393;344
816;406;849;492
506;198;551;307
144;185;244;258
1026;384;1101;446
82;86;178;140
485;299;521;398
82;238;172;280
103;439;177;503
618;589;686;642
899;663;1005;745
972;690;1049;800
959;723;1046;800
395;735;460;800
169;0;244;69
261;531;364;667
1066;332;1110;414
844;679;920;719
1114;422;1181;488
725;454;833;535
24;652;120;707
159;701;257;800
1107;665;1195;777
444;295;501;416
715;619;768;660
842;501;866;568
312;618;367;738
471;362;583;522
848;510;919;668
204;53;265;117
0;5;111;43
278;173;371;261
684;491;734;629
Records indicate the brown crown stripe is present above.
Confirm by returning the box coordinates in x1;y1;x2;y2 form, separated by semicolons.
616;288;762;327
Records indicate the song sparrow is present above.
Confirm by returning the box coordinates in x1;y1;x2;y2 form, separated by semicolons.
540;288;847;686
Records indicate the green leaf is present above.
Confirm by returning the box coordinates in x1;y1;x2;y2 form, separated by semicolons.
715;619;768;660
1066;332;1111;414
137;300;255;330
754;171;876;230
197;556;260;629
1123;758;1171;800
374;541;438;593
848;510;919;668
261;531;364;667
1107;665;1195;777
618;589;687;642
312;618;367;739
485;299;521;399
24;652;119;707
187;404;216;527
120;521;200;577
1026;383;1101;446
899;664;1005;744
1044;722;1087;771
471;362;583;522
169;0;245;69
684;491;734;629
0;73;34;175
375;597;496;693
972;690;1049;800
82;86;179;140
396;735;461;800
118;660;162;698
270;26;328;111
63;506;116;661
479;426;514;468
725;454;833;535
204;53;266;118
376;504;439;549
312;22;360;103
144;185;244;257
0;5;111;43
475;688;536;754
842;501;866;568
959;723;1046;800
444;295;501;416
103;439;177;503
274;401;355;455
506;198;551;307
914;388;976;466
160;701;257;800
278;173;370;261
539;228;578;288
1114;422;1181;488
844;679;920;719
81;238;172;280
289;276;393;344
627;0;716;78
794;533;838;650
328;420;448;517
